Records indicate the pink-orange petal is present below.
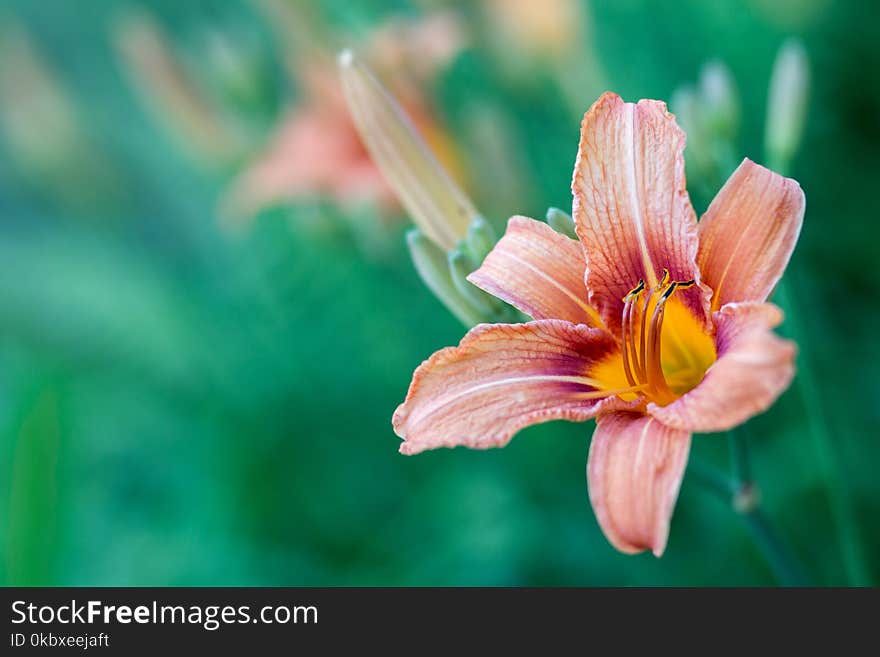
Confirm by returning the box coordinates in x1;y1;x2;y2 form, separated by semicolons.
587;411;691;557
648;302;796;432
393;320;635;455
467;216;602;326
221;102;387;219
572;92;709;335
698;158;805;311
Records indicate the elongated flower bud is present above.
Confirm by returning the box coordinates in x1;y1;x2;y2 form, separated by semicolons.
546;207;577;239
0;20;79;170
113;9;243;166
339;49;477;250
699;60;739;141
670;86;709;173
670;86;698;137
407;230;483;327
765;40;809;174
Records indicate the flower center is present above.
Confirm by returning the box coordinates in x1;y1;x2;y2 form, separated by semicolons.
617;269;715;406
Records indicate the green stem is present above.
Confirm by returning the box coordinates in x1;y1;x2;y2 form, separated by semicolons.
774;280;870;585
687;457;736;498
740;509;810;586
727;426;750;485
688;457;811;586
767;154;869;585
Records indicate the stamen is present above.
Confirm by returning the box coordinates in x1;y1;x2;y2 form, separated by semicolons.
629;311;645;383
621;299;636;386
659;278;699;371
647;307;671;398
574;383;649;400
638;287;650;381
639;269;668;379
617;271;697;405
645;282;677;403
628;281;646;382
660;280;678;301
620;280;644;387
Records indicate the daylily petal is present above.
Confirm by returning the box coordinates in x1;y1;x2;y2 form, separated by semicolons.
698;158;805;311
587;412;691;557
648;302;796;432
467;216;603;326
572;92;708;335
393;320;635;455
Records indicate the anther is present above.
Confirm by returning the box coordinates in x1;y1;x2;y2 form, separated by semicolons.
660;281;678;302
622;279;645;303
656;268;670;289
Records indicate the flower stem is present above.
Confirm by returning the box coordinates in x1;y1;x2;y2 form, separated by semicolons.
774;279;871;586
687;457;735;498
727;425;750;485
687;456;811;586
739;508;809;586
767;148;870;585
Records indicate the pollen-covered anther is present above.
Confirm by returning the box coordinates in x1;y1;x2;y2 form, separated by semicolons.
619;270;696;405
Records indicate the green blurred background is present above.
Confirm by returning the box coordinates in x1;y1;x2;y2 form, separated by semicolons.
0;0;877;586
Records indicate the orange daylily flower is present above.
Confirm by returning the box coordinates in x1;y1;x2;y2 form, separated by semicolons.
393;92;805;557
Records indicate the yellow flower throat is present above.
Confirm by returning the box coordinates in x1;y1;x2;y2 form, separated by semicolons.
594;269;717;407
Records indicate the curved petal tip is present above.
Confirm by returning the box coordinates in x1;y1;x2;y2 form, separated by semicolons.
587;412;692;557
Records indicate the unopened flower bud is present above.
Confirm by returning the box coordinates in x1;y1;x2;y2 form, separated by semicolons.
765;40;809;174
733;482;761;514
545;207;577;239
112;9;243;165
462;216;497;265
0;20;79;171
448;249;499;318
671;86;709;171
339;49;477;250
699;60;739;140
407;230;482;327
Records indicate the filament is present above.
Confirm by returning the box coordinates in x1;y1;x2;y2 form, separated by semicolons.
621;297;637;386
620;280;644;387
575;383;648;400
